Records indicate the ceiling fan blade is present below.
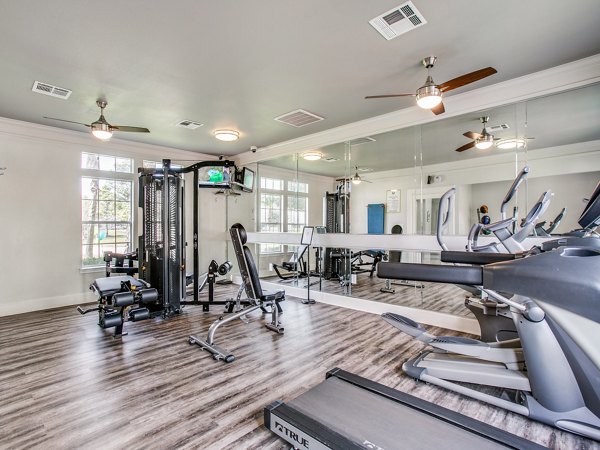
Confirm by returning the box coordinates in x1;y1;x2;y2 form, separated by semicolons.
455;141;476;153
438;67;497;92
431;102;445;115
111;125;150;133
44;117;90;127
365;94;415;99
463;131;482;139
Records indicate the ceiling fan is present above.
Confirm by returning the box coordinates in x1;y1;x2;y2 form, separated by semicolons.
365;56;497;115
44;100;150;141
336;167;372;185
455;116;497;152
456;116;534;152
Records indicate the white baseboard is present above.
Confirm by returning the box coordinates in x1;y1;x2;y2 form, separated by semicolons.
0;291;97;317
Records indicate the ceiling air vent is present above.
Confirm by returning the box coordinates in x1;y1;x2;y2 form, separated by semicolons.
486;124;510;133
357;167;373;172
176;120;203;129
323;157;339;163
275;109;324;127
349;136;376;146
369;1;427;40
31;81;72;99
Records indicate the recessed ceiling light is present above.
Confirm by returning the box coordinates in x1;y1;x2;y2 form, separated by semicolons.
214;129;239;141
302;151;323;161
496;138;526;149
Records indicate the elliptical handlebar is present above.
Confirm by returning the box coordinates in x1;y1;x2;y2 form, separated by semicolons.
500;166;529;220
436;188;456;251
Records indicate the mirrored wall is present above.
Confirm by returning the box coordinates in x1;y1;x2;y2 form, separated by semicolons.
251;82;600;317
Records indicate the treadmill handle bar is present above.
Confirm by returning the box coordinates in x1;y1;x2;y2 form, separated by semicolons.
482;289;526;312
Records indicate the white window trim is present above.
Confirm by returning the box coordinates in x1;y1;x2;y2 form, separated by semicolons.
81;153;135;269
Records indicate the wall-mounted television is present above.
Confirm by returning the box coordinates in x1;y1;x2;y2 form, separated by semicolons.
241;167;255;192
197;165;232;188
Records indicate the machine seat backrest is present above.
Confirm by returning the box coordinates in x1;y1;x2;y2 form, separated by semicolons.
230;223;263;300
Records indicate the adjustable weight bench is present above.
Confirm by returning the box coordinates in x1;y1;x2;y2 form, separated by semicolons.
189;223;285;363
78;275;159;337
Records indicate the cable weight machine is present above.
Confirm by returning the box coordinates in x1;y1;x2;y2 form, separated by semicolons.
138;159;249;314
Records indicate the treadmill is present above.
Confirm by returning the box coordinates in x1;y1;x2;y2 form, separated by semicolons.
265;367;544;450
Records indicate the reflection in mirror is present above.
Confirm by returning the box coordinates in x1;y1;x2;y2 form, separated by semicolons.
255;83;600;316
258;152;337;290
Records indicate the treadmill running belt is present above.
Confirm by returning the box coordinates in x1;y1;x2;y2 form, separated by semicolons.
265;369;544;450
290;377;505;450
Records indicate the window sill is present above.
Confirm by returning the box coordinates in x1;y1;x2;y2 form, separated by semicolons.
79;266;106;274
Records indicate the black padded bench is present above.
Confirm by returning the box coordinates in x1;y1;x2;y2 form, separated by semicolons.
78;275;159;337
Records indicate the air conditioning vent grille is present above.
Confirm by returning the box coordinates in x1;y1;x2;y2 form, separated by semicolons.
32;81;72;99
274;109;324;127
369;1;427;41
176;120;203;129
349;136;376;146
486;124;510;133
383;10;404;26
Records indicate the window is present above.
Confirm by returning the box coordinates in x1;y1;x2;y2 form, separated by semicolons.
260;177;284;191
287;195;308;232
81;153;134;266
258;176;309;253
260;193;283;253
287;181;309;233
82;152;132;173
288;181;308;194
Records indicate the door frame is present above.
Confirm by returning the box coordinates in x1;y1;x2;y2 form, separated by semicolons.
406;185;456;235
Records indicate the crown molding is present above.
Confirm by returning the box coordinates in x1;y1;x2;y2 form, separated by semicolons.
236;53;600;166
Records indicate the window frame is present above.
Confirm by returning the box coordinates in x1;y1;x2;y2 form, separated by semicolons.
258;176;309;254
81;153;135;268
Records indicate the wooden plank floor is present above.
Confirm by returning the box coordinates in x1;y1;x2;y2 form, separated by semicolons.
0;285;598;450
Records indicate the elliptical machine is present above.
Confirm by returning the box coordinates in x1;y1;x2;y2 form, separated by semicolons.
379;182;600;440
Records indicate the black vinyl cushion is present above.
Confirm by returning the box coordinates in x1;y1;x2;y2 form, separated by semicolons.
231;222;247;244
441;251;517;265
377;262;483;286
244;246;264;298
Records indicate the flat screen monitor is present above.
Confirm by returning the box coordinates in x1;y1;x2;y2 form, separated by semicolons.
578;181;600;230
197;165;231;188
241;167;255;192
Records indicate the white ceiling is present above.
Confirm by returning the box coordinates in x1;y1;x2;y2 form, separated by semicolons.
1;1;599;155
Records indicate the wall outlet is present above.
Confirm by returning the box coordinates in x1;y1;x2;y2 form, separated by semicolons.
351;274;357;284
269;263;274;271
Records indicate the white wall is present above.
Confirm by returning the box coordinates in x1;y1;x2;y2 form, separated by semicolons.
0;118;220;316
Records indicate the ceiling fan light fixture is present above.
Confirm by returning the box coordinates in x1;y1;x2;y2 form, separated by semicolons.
416;85;442;109
91;122;113;141
302;151;323;161
475;134;494;150
496;138;526;150
214;129;239;141
352;173;362;185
